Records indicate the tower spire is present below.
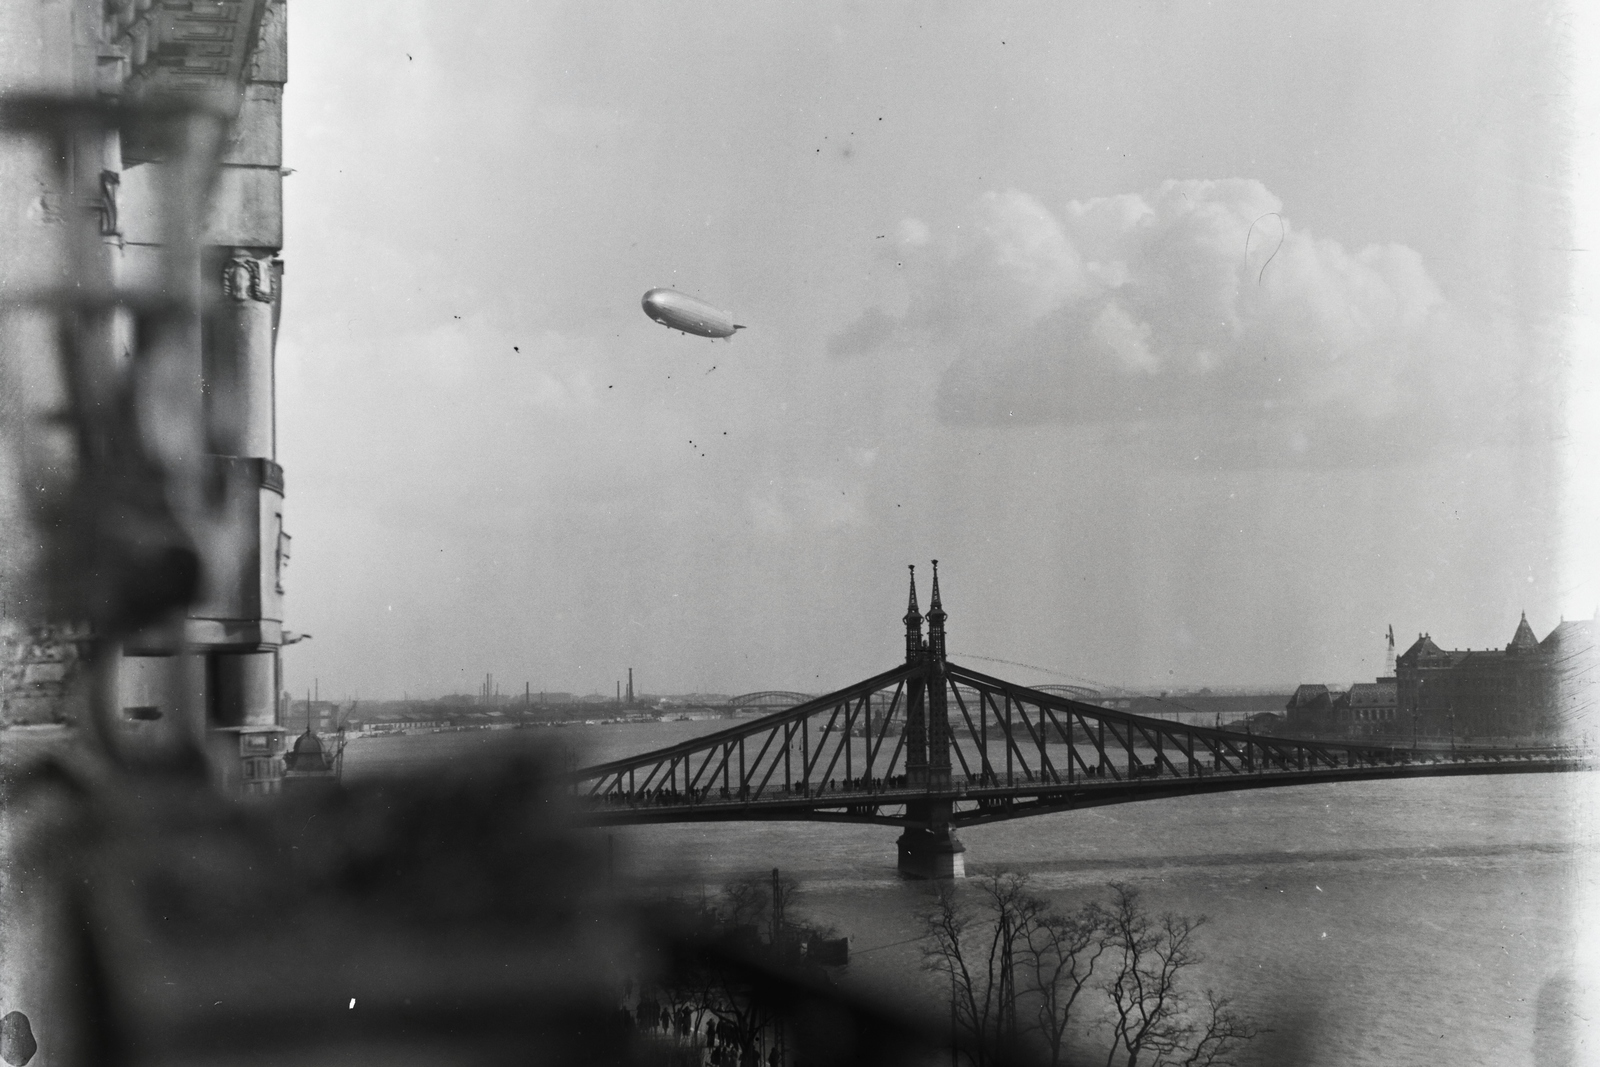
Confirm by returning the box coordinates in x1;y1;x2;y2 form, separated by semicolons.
1508;611;1539;654
927;560;947;661
903;564;923;663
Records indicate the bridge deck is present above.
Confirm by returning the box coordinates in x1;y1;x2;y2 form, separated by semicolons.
577;752;1588;829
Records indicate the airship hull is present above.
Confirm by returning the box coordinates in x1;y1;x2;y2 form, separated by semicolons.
642;288;743;339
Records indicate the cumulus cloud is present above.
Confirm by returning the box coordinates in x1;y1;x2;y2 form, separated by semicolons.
832;180;1514;466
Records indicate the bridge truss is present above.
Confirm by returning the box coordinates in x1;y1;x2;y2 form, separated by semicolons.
575;660;1580;829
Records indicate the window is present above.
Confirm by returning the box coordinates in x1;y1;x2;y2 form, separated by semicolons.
275;517;291;594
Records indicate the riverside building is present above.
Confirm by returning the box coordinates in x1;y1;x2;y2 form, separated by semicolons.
1289;614;1596;741
1395;614;1595;740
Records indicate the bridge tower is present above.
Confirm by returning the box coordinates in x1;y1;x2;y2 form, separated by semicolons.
902;565;928;785
897;560;966;879
926;561;953;788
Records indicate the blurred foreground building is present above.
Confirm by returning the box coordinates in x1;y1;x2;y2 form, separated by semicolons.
1;0;292;792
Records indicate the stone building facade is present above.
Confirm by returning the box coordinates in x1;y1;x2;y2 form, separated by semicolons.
1;0;291;793
1392;615;1595;740
1285;614;1595;741
1342;681;1398;735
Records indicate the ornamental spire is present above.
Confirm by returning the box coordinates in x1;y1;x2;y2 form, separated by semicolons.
1508;611;1539;654
927;560;947;661
903;565;923;663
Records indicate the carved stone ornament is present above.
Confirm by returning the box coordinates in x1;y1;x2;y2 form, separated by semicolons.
221;257;254;301
275;521;291;594
221;257;277;303
98;170;121;236
250;259;275;302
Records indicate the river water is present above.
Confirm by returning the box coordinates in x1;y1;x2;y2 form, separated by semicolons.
344;723;1599;1067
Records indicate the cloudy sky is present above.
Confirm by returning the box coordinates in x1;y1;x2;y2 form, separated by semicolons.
277;1;1592;700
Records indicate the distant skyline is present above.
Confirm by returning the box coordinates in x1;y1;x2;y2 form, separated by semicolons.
278;2;1596;700
288;610;1594;707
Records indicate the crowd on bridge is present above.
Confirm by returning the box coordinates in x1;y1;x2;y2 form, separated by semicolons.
592;764;1153;807
586;745;1549;808
596;775;908;807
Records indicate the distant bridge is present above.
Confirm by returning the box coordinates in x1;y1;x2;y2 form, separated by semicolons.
727;691;816;712
1033;683;1102;701
665;692;818;719
575;566;1589;877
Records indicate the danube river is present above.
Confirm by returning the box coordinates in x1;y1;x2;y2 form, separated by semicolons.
345;722;1599;1067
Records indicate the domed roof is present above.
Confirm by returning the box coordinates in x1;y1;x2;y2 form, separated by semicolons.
292;729;324;755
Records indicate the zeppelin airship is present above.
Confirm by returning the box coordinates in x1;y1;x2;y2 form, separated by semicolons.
641;288;745;339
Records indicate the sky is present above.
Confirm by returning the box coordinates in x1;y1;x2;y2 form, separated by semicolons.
276;0;1596;700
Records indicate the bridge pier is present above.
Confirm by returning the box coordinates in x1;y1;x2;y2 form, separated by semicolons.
896;824;967;879
899;792;965;879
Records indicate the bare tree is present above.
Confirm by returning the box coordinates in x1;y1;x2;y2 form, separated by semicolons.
768;868;806;951
919;869;1040;1064
722;869;807;949
921;878;1259;1067
1100;882;1200;1067
1018;901;1106;1067
1098;883;1259;1067
658;871;835;1064
660;940;771;1060
722;872;772;932
1175;992;1260;1067
921;880;987;1064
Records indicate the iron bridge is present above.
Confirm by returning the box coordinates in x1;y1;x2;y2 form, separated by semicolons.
571;565;1588;874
